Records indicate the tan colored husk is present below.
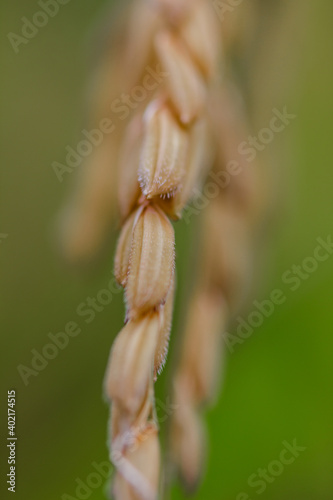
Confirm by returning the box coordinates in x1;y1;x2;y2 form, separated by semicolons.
179;0;221;79
169;290;227;489
201;198;253;312
170;394;205;491
112;424;160;500
104;314;159;415
139;104;189;199
125;205;175;318
177;291;229;405
155;31;206;124
118;1;161;88
110;382;153;445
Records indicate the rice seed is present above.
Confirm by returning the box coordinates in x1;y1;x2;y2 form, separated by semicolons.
125;205;175;317
112;424;160;500
104;313;159;415
180;0;221;79
119;0;161;89
155;31;206;124
170;398;205;492
139;104;189;198
110;380;154;447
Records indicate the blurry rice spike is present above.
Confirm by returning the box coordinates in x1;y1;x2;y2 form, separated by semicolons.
88;1;160;123
201;197;254;313
104;313;159;416
155;31;206;124
118;114;144;220
139;102;189;199
179;0;221;79
170;391;205;492
154;274;175;377
207;83;265;224
169;141;264;491
125;205;175;319
169;291;227;489
177;291;229;405
112;423;160;500
58;136;119;264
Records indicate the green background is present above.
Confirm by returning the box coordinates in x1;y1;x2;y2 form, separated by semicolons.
1;1;332;499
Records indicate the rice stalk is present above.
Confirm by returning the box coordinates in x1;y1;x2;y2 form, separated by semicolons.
59;1;266;498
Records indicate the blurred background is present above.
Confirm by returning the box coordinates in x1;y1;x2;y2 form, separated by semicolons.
1;1;332;499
